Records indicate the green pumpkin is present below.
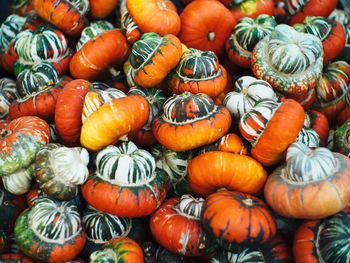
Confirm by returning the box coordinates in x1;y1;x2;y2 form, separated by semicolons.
334;120;350;156
34;143;89;200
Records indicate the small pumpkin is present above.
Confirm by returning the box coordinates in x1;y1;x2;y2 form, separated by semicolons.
0;116;50;176
34;143;89;200
0;15;26;72
2;164;34;195
312;60;350;123
124;32;182;88
329;9;349;27
188;151;267;196
252;24;323;100
201;191;277;247
9;63;70;121
82;205;132;257
54;79;93;146
212;235;292;263
333;120;350;157
286;0;338;25
89;0;119;18
228;0;275;22
179;0;236;57
81;141;170;217
70;29;130;81
226;14;277;68
223;76;277;120
294;16;346;64
168;48;227;98
150;195;215;256
10;0;35;16
304;110;329;146
0;78;18;119
15;197;86;262
239;99;305;166
80;94;149;151
121;0;180;42
264;142;350;219
90;237;143;263
152;92;232;152
13;24;72;76
128;87;167;146
293;208;350;263
33;0;89;36
151;144;192;196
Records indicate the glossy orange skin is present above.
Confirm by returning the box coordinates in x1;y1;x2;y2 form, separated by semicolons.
307;110;329;146
188;151;267;196
70;30;130;81
127;0;180;36
217;133;247;154
264;153;350;219
179;0;236;57
128;129;157;147
202;191;277;246
249;99;305;167
152;107;232;152
150;198;214;256
89;0;119;18
338;108;350;126
128;34;182;88
103;237;144;263
293;220;320;263
230;0;274;22
81;174;169;218
323;21;346;64
0;253;34;262
80;95;149;151
34;0;87;36
55;80;92;146
168;65;227;98
289;0;338;25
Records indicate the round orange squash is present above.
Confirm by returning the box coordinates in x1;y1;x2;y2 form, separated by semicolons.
188;151;267;196
80;95;149;151
89;0;119;18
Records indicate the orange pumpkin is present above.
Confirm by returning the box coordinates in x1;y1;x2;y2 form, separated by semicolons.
188;151;267;196
229;0;275;22
125;0;181;36
202;191;277;247
265;142;350;219
70;29;130;81
179;0;236;57
152;92;232;152
239;99;305;166
33;0;88;36
199;133;248;154
89;0;119;18
80;95;149;151
124;33;182;88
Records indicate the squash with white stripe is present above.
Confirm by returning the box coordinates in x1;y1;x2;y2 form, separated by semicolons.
82;141;170;217
168;48;227;98
226;15;277;68
124;32;182;88
152;92;232;151
0;78;18;119
14;24;72;76
14;197;86;262
82;206;132;257
34;143;89;200
252;24;323;100
150;195;215;256
265;142;350;219
223;76;277;120
296;127;320;148
239;99;305;166
2;164;34;195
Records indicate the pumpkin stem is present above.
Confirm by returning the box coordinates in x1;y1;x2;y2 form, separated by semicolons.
208;32;216;41
242;198;254;206
0;129;11;139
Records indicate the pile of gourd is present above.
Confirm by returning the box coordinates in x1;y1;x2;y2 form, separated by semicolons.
0;0;350;262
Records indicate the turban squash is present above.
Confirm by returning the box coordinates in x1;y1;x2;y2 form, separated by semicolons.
15;197;86;262
81;141;170;217
0;78;18;119
333;120;350;157
239;99;305;166
150;195;215;256
152;92;232;152
168;48;227;98
265;142;350;219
